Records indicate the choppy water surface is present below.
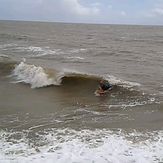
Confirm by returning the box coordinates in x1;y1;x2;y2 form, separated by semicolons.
0;20;163;163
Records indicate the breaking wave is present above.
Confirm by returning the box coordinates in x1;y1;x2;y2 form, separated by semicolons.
11;62;140;89
11;62;60;88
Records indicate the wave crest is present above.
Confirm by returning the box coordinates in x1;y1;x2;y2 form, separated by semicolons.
12;62;60;88
11;62;140;89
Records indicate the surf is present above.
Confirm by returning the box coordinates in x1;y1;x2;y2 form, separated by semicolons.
0;128;163;163
11;62;141;89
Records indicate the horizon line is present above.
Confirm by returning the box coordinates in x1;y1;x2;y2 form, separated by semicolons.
0;19;163;27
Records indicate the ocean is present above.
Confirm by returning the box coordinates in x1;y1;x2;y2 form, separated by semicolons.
0;20;163;163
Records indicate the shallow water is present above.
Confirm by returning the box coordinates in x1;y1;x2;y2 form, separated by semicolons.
0;20;163;162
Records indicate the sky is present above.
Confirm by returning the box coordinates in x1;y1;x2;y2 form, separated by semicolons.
0;0;163;25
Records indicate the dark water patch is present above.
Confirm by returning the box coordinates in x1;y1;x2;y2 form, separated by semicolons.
61;60;92;64
118;50;133;54
125;38;163;45
61;75;100;89
97;46;108;49
0;33;30;41
0;61;16;76
94;51;118;57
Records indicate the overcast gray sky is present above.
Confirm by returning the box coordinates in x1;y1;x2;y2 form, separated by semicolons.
0;0;163;25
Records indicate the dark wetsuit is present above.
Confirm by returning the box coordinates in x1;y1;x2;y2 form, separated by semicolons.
100;81;112;91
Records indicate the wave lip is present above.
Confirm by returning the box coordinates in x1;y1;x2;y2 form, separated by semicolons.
11;62;59;88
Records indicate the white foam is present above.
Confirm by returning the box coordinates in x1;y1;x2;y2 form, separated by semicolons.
66;56;84;60
0;54;9;58
15;46;60;57
56;48;87;56
12;62;59;88
0;43;17;49
69;48;87;53
0;129;163;163
66;56;85;61
15;46;87;57
105;75;141;88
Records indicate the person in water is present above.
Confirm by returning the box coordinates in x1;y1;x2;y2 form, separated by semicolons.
99;80;112;93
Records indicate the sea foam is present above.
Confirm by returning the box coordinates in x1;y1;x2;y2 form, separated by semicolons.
105;75;141;88
12;62;58;88
0;129;163;163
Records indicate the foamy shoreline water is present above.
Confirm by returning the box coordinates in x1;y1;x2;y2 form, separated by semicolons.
0;129;163;163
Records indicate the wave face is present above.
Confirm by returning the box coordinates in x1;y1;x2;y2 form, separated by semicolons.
10;62;157;110
0;57;16;76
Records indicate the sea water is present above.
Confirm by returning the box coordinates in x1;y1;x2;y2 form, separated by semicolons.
0;20;163;163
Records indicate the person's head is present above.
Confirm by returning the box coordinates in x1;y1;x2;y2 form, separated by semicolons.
100;80;104;84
